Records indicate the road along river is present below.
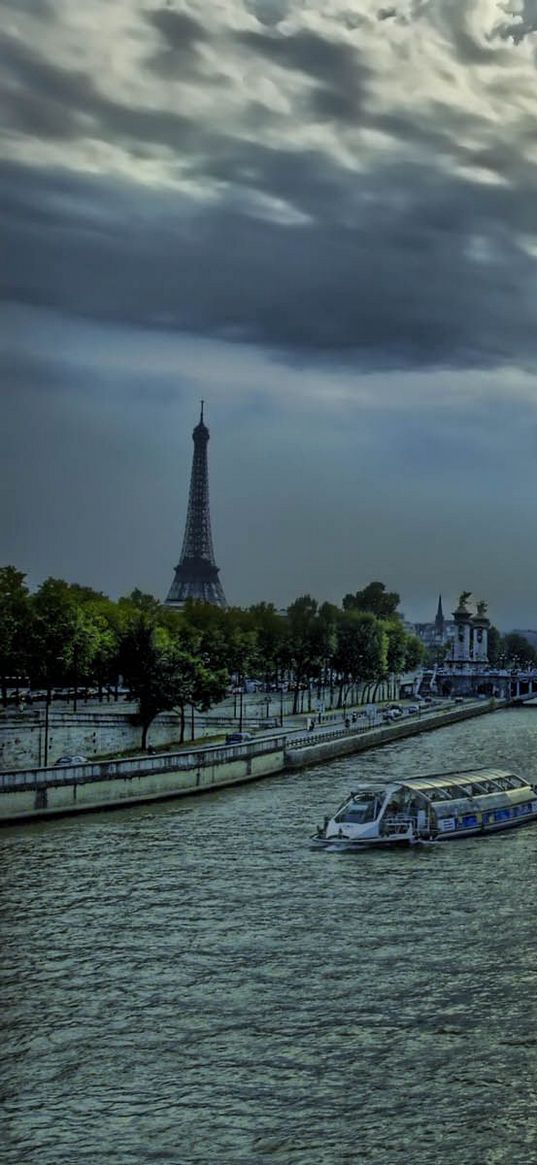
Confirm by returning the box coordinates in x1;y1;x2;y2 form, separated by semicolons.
2;707;537;1165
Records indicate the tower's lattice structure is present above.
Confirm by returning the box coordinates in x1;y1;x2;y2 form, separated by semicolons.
165;404;227;608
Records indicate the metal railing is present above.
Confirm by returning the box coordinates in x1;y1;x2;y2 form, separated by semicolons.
0;698;497;793
0;733;289;792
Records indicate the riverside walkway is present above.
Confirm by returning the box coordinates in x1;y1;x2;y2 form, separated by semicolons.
0;697;504;824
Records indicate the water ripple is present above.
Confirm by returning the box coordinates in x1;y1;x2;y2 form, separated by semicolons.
2;710;537;1164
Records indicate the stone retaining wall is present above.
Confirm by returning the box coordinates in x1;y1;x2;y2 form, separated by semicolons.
0;701;504;824
0;737;288;822
0;706;242;771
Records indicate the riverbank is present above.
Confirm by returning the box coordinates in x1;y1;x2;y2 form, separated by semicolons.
0;698;505;823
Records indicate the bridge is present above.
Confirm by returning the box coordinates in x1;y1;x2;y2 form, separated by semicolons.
419;665;537;704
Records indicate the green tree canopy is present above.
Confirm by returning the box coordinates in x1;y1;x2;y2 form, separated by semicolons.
119;615;228;748
342;581;400;619
0;566;32;703
501;633;537;670
332;610;388;705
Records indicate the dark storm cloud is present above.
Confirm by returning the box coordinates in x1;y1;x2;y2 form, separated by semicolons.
0;32;195;150
148;7;207;51
3;1;537;372
145;6;210;78
3;151;537;369
236;26;370;122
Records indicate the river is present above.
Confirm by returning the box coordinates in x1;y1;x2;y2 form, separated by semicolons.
2;707;537;1165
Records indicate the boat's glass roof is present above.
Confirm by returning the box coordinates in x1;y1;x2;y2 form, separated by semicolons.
343;770;531;807
400;768;522;792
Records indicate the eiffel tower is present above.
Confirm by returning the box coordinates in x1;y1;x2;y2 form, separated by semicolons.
165;403;227;608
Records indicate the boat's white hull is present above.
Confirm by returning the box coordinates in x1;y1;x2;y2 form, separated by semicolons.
312;809;537;850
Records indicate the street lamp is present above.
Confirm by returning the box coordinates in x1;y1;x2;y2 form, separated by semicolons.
43;695;50;767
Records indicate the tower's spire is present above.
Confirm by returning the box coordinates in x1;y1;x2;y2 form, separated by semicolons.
434;594;445;636
165;407;227;608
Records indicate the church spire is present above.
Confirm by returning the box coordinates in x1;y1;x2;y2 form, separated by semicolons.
434;594;445;636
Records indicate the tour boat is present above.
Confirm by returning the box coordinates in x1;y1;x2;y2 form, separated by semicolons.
312;767;537;849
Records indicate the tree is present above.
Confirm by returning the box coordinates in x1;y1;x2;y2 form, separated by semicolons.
30;578;80;695
382;619;408;678
343;581;400;619
487;625;502;667
404;635;425;672
502;633;537;670
332;610;387;707
285;595;325;713
119;588;162;618
119;616;227;748
248;602;288;685
0;566;32;704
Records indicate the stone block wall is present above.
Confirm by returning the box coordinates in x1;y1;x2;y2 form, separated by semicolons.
0;704;213;771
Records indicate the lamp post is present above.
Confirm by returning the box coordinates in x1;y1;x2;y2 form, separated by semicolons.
280;687;284;727
72;640;79;713
239;689;244;733
43;693;50;767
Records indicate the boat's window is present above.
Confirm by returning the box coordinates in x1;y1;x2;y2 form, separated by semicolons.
335;800;378;824
439;785;469;799
506;775;525;788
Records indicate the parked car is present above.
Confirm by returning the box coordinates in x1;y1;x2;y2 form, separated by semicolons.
407;705;420;715
53;755;88;766
225;732;253;744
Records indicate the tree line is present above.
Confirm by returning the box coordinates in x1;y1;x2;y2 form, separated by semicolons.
0;569;427;747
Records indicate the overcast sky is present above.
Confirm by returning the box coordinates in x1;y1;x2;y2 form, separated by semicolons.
3;0;537;627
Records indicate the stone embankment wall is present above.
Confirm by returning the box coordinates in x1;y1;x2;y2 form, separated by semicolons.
0;700;503;824
0;706;191;770
0;737;288;822
285;700;501;768
0;680;395;771
0;703;270;771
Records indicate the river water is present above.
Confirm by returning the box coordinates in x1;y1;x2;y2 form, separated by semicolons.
2;708;537;1165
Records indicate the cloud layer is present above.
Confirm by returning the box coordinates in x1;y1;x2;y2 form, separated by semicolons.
3;0;537;367
3;1;537;623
